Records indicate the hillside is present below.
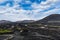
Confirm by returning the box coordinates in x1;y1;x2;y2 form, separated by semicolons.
34;14;60;26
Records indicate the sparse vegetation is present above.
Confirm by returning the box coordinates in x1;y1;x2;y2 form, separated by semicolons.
0;29;12;33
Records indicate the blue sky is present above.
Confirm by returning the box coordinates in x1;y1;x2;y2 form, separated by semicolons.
0;0;60;21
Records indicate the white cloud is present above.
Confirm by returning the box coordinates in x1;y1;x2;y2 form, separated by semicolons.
0;0;60;21
0;0;7;3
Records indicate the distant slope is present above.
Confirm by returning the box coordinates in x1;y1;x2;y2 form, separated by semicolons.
0;20;12;24
16;20;35;23
34;14;60;26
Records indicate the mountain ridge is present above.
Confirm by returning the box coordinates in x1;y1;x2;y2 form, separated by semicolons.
33;14;60;26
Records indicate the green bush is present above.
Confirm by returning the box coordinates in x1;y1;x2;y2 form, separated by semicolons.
0;29;12;33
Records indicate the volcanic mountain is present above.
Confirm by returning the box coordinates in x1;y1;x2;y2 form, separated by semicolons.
34;14;60;26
